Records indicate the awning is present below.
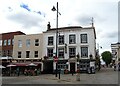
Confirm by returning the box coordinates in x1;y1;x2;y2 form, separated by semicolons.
13;63;28;66
12;62;42;66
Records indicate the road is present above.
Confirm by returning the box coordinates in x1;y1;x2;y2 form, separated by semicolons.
1;68;119;84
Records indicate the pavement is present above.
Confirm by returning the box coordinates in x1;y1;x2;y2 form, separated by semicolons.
1;68;119;84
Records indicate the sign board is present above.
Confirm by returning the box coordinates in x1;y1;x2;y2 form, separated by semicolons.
54;57;58;62
90;62;95;67
68;58;77;63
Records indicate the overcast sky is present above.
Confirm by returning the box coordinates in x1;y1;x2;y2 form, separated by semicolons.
0;0;119;54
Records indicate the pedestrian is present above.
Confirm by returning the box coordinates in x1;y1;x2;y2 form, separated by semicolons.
114;64;116;71
16;67;20;76
24;69;28;76
72;70;73;76
34;68;37;76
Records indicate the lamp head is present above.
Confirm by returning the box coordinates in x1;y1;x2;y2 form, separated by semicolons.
51;6;56;11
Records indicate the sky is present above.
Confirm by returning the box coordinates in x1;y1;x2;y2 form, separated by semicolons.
0;0;119;54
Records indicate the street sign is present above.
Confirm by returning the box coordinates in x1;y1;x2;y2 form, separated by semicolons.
54;56;58;62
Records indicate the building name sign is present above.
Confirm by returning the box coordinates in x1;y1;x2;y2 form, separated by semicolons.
68;58;77;63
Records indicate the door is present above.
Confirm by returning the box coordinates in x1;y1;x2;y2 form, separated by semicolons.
70;63;75;73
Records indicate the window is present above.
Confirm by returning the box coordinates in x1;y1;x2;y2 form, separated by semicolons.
0;51;2;56
81;47;88;58
26;51;30;58
58;48;64;58
7;50;10;56
48;36;53;45
0;40;2;46
58;64;68;69
69;47;76;58
34;51;38;58
81;34;87;43
18;51;21;58
12;39;14;45
59;35;64;45
3;50;6;57
26;39;30;47
3;40;7;46
35;39;39;46
47;48;53;58
8;39;11;45
69;34;76;44
18;40;22;47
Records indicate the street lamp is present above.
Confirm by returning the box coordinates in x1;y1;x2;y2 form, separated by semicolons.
51;2;61;78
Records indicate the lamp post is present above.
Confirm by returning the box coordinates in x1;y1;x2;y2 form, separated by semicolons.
52;2;60;78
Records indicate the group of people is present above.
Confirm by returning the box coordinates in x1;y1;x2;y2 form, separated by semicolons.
24;68;40;76
114;62;120;71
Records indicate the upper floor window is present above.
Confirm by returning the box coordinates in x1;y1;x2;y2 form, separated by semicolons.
81;34;87;43
69;34;76;44
18;40;22;47
26;51;30;58
8;39;11;45
81;47;88;58
69;47;76;58
59;35;64;45
18;51;21;58
48;36;53;45
47;48;53;58
3;40;7;46
58;48;64;58
26;39;30;47
34;51;38;58
12;39;14;45
0;40;2;46
35;39;39;46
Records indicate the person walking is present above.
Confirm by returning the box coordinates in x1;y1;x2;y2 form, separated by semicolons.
114;63;116;71
72;70;74;76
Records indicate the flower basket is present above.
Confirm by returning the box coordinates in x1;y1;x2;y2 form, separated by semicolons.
64;69;69;74
76;69;80;73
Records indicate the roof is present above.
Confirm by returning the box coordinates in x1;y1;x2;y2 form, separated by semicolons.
0;57;12;59
44;26;96;39
0;31;26;35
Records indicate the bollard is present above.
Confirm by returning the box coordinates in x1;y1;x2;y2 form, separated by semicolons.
59;71;60;79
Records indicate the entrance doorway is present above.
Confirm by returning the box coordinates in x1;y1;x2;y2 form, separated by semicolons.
70;63;75;73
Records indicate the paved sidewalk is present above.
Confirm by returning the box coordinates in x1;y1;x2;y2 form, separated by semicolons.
2;68;119;84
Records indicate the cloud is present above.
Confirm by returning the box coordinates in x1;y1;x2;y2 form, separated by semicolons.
7;10;45;29
100;30;118;39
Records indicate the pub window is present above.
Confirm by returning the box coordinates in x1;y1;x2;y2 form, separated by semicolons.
69;34;76;44
81;34;88;43
59;35;64;45
69;47;76;58
58;48;64;58
81;47;88;58
47;48;53;58
48;36;54;45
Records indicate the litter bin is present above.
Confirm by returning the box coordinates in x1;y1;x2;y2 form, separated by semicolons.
76;73;80;81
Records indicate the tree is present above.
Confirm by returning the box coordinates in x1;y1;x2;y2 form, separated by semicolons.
101;51;112;67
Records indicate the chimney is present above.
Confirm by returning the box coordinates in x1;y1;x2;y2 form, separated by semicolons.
47;22;51;30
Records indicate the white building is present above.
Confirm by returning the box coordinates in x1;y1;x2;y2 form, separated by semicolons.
111;42;120;63
42;24;96;73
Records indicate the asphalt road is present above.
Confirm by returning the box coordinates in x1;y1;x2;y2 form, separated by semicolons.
1;68;119;84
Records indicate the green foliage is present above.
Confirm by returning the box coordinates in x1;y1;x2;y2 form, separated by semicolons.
101;51;112;66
